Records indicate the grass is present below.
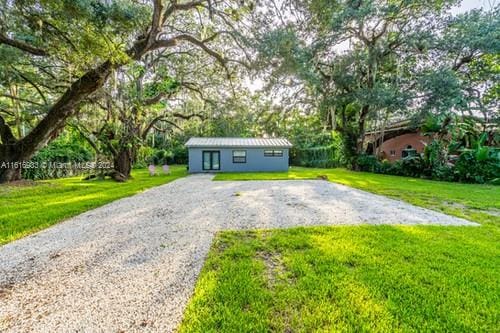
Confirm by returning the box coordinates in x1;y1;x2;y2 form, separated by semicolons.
180;227;499;332
0;165;187;245
2;164;498;330
180;167;500;332
214;167;500;225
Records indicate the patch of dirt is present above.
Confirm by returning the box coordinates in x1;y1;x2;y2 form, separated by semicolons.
3;180;38;187
445;202;468;210
474;208;500;217
49;252;62;260
286;201;308;209
0;179;40;189
257;250;288;288
0;180;38;195
0;283;14;300
445;201;500;218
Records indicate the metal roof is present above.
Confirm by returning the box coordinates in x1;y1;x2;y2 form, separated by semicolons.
185;137;293;148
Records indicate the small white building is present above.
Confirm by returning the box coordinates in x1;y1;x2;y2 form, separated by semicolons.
185;137;293;173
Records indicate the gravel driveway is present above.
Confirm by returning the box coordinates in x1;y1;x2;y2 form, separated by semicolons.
0;175;476;332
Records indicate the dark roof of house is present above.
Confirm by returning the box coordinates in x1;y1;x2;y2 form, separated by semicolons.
365;120;416;135
185;137;293;148
365;116;499;136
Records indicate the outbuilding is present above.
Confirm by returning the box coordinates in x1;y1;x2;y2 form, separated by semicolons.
185;137;292;173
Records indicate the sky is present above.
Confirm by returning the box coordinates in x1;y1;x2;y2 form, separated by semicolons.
452;0;497;14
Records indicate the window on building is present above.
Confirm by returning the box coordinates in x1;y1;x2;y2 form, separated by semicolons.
390;150;396;156
264;150;283;157
232;150;247;163
402;145;417;158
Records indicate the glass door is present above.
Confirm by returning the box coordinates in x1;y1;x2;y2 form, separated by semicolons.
202;151;220;170
203;151;211;170
211;151;220;170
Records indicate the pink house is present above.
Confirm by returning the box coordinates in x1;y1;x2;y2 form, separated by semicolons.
365;120;431;162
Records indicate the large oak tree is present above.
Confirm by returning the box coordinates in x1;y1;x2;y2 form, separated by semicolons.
255;0;499;168
0;0;249;182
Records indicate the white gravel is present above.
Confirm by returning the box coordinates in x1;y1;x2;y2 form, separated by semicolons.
0;174;477;332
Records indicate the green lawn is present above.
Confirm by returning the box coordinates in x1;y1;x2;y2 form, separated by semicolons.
181;226;499;332
0;165;187;245
181;167;500;332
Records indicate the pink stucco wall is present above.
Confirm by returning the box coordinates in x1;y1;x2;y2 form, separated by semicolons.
379;133;430;162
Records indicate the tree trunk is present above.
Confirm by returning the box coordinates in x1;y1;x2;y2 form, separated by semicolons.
113;148;132;180
0;62;116;183
0;29;156;184
0;167;21;183
343;129;359;169
357;105;369;152
0;144;23;182
351;105;370;171
0;2;220;184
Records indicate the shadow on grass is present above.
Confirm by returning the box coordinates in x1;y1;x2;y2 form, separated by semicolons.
0;166;187;245
180;225;499;333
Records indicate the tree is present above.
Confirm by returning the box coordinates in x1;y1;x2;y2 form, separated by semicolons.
0;0;250;182
73;48;223;180
428;8;500;127
254;0;499;168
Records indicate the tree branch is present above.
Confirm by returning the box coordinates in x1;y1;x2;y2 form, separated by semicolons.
154;33;226;67
68;123;100;154
0;33;48;56
452;53;476;71
41;18;79;52
143;90;176;106
0;108;15;117
0;114;17;144
142;115;167;138
142;110;204;139
0;94;45;107
12;68;48;105
163;1;205;25
172;112;205;120
156;120;182;131
149;0;165;44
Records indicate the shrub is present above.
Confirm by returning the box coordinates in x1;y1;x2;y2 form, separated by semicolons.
453;148;500;183
291;145;342;168
135;146;155;168
356;147;499;184
171;146;188;164
387;160;404;176
356;154;379;172
431;164;455;182
379;160;394;174
150;149;173;165
22;136;94;180
290;131;344;168
399;156;425;177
